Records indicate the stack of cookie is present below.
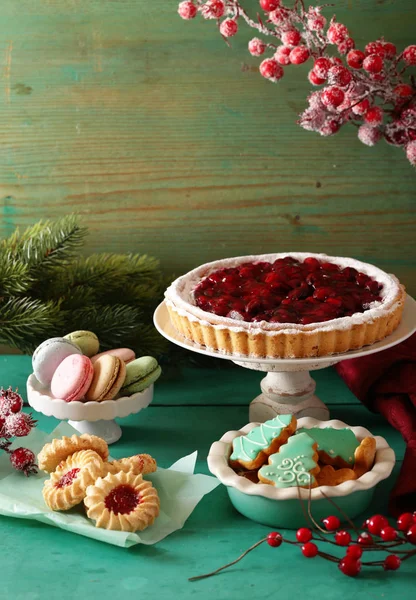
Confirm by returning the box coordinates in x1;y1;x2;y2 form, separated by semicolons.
229;415;377;488
32;331;162;402
38;434;160;532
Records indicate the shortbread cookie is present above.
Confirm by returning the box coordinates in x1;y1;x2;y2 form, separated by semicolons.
38;434;109;473
353;437;377;478
84;471;160;532
297;427;360;469
316;465;357;487
102;454;157;477
43;450;104;511
258;432;320;488
229;414;297;471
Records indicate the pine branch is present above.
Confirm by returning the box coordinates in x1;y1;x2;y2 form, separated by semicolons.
0;252;32;295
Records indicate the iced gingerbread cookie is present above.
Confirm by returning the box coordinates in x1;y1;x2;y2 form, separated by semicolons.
229;414;296;471
84;471;160;532
258;432;320;488
316;465;357;487
297;427;360;469
43;449;104;511
353;437;377;478
103;453;157;477
38;433;109;473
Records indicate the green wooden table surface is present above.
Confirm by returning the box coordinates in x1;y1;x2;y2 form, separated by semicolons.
0;355;414;600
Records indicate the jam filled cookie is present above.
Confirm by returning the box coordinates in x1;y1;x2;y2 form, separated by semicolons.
229;414;297;471
43;450;104;511
296;427;360;469
84;471;160;532
316;465;357;487
353;437;377;478
102;454;157;477
258;432;320;488
38;434;109;473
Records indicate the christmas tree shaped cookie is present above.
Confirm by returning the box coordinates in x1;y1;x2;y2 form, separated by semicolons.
229;414;297;470
296;427;360;468
258;432;320;488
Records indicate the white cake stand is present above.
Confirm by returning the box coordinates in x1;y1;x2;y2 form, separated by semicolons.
154;296;416;422
26;374;154;444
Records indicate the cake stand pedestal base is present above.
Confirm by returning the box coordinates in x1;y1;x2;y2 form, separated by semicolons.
68;419;122;444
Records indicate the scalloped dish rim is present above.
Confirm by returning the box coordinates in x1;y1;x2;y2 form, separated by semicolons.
207;417;396;501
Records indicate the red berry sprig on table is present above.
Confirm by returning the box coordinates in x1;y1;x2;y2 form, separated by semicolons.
0;387;38;476
189;511;416;581
177;1;416;167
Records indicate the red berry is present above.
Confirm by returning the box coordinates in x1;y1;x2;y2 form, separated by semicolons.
289;46;310;65
393;84;413;98
337;38;355;55
339;556;361;577
327;22;349;45
321;86;345;108
201;0;225;19
383;42;397;59
178;1;197;19
380;526;398;542
267;531;283;547
313;57;331;79
259;0;280;11
352;98;370;116
10;447;37;476
346;545;363;559
248;38;266;57
358;124;382;147
383;555;401;571
365;41;386;57
0;387;24;415
308;15;326;31
296;527;313;543
406;524;416;544
363;54;383;73
403;45;416;66
269;8;287;25
328;65;352;87
219;19;238;38
281;29;301;47
275;46;291;65
308;70;325;86
364;106;384;127
5;412;36;437
401;107;416;128
358;532;373;545
397;512;414;531
302;542;318;558
259;58;284;82
347;49;365;69
319;117;342;137
335;530;352;546
322;516;341;531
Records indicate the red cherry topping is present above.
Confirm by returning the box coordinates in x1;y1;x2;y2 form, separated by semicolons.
301;542;318;558
406;524;416;545
397;512;414;531
296;527;313;543
339;556;361;577
366;514;389;535
358;532;373;545
322;515;341;531
380;526;398;542
383;555;401;571
104;484;140;515
335;530;352;546
267;531;283;547
55;468;80;489
346;545;363;559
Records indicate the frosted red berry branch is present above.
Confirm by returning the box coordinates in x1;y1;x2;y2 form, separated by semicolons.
177;0;416;167
0;387;38;476
189;512;416;581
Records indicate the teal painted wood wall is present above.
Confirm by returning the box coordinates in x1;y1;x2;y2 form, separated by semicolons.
0;1;415;292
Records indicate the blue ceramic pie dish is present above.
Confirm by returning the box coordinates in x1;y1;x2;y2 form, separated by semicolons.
207;417;395;529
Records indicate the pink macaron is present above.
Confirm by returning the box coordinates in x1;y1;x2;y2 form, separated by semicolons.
51;354;94;402
91;348;136;365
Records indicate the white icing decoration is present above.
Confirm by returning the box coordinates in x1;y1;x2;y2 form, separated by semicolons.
275;456;311;485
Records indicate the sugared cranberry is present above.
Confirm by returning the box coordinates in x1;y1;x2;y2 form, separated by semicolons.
364;106;384;127
321;86;345;108
290;46;310;65
267;531;283;547
260;59;284;82
178;1;198;20
259;0;280;11
363;54;383;73
365;41;386;57
383;555;401;571
322;516;341;531
9;447;37;476
347;49;365;69
308;70;325;86
313;57;331;79
5;413;36;437
337;37;355;55
403;45;416;66
248;38;266;57
275;46;291;65
335;530;351;546
268;8;287;25
0;387;24;415
327;22;348;45
397;512;414;531
219;19;238;38
307;15;326;31
328;65;352;87
393;84;413;98
339;556;361;577
281;29;301;47
383;42;397;59
301;542;318;558
201;0;225;19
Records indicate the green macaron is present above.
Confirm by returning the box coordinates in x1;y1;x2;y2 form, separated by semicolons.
120;356;162;395
64;330;99;358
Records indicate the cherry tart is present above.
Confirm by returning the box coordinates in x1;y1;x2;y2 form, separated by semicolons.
164;253;405;358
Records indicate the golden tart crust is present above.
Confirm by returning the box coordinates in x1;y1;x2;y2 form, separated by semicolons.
84;471;160;532
38;434;109;473
43;449;104;511
165;253;406;359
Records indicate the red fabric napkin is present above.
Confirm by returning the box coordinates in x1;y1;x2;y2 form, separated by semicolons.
335;332;416;516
